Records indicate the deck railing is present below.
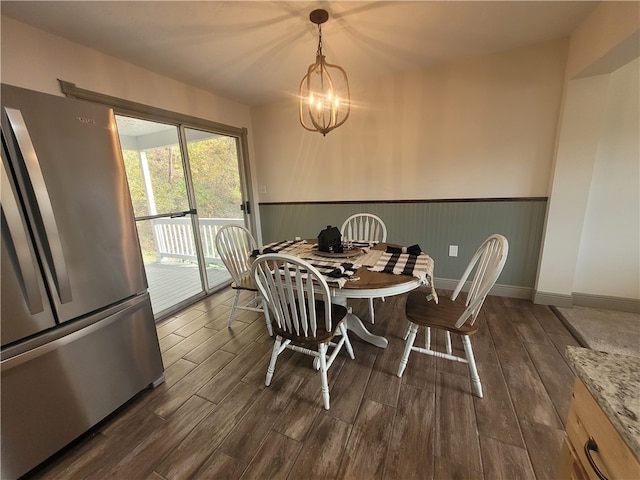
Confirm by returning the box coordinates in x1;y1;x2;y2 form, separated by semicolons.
152;217;243;265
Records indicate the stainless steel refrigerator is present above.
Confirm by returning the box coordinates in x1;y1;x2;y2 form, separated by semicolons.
1;84;164;479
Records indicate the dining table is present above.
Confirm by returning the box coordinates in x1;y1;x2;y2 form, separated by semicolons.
252;239;437;348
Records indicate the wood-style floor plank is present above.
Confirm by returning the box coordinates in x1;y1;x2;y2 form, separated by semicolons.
523;341;576;424
519;419;567;480
326;348;377;423
191;451;247;480
479;436;536;479
155;382;262;480
239;431;303;480
336;399;395;480
182;322;250;364
219;374;305;464
435;371;483;472
434;455;483;480
196;341;273;404
287;414;352;480
161;326;220;367
484;296;532;364
272;353;346;442
473;361;525;448
147;349;235;418
384;384;435;480
99;395;216;480
502;361;564;429
512;304;555;346
24;288;580;480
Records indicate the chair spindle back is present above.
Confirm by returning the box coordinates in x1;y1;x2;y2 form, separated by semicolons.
341;213;387;243
252;254;334;337
451;234;509;328
215;224;257;283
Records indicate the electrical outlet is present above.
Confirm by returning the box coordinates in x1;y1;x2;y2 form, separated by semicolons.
449;245;458;257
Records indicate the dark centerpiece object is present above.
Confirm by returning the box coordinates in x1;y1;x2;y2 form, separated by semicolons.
317;225;343;253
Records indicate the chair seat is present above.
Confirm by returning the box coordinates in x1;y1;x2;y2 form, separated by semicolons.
232;274;259;291
405;290;479;336
273;300;348;344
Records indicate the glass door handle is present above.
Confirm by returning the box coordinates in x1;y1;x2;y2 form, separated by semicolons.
170;209;197;218
136;209;197;221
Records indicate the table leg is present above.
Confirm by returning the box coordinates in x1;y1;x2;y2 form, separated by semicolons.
344;312;388;348
332;296;388;348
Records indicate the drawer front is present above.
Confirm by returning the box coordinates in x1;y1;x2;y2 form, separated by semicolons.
566;378;640;480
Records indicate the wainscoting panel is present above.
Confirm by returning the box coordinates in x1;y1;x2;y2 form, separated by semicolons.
258;199;547;289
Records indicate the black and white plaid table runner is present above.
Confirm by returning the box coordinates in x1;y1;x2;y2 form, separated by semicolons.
368;252;438;302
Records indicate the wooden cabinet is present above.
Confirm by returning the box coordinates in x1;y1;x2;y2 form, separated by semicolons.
559;377;640;480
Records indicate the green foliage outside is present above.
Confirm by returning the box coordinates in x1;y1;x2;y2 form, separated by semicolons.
122;135;242;264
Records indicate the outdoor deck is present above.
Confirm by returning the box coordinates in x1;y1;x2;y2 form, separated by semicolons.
142;216;243;316
145;262;231;316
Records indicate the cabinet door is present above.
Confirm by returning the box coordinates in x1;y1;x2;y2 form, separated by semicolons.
558;438;589;480
567;378;640;480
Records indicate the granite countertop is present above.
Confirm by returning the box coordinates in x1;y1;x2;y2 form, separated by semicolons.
565;346;640;462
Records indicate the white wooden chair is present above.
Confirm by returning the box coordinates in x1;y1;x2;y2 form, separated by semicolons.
340;213;388;323
251;253;355;410
341;213;387;246
397;234;508;398
215;224;271;335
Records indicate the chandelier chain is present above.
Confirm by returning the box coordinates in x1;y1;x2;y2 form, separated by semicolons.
316;24;323;57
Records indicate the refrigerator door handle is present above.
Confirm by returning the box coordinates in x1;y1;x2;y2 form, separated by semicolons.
4;107;72;303
0;158;45;314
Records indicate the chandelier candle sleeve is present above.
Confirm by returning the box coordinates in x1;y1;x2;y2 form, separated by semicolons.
299;9;350;136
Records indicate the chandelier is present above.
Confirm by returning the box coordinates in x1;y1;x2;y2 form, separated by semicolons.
299;9;350;136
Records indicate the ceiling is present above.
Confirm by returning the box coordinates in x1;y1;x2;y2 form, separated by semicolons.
1;1;598;107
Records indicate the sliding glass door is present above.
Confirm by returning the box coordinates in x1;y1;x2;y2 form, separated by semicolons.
116;116;249;318
184;127;245;288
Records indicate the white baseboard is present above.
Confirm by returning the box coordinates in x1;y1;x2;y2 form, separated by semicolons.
532;291;573;308
435;281;639;313
527;290;639;313
572;292;640;313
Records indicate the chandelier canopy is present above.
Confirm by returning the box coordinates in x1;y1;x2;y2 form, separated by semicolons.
299;9;350;136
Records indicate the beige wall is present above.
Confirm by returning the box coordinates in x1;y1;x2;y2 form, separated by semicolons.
573;58;639;298
1;15;262;236
535;74;611;300
1;17;253;129
567;1;640;79
251;39;568;203
535;2;640;305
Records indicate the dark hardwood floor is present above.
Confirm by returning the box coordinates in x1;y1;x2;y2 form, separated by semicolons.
27;287;581;480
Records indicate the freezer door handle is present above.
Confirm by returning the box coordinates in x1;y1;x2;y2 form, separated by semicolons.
4;107;72;304
0;157;45;314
